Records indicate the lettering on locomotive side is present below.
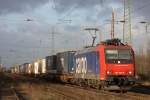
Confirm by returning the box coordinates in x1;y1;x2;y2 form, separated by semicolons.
75;57;87;74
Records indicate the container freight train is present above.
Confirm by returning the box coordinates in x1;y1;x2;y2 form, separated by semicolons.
11;38;135;91
11;51;76;82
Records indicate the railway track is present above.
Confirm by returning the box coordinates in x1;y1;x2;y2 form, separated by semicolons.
70;84;150;100
3;74;150;100
0;85;27;100
43;82;150;100
1;82;148;100
19;74;149;100
45;85;80;100
0;87;20;100
124;92;150;100
44;83;121;100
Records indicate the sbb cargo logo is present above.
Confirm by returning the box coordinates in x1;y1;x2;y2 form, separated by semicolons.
75;57;87;74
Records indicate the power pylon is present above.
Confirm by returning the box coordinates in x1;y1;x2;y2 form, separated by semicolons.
123;0;132;44
50;27;55;55
0;56;2;69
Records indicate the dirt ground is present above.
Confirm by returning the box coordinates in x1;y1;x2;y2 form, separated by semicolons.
17;83;60;100
1;73;150;100
15;82;150;100
15;82;118;100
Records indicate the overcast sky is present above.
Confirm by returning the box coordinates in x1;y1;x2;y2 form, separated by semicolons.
0;0;150;67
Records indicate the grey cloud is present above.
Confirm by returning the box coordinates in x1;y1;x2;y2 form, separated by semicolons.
53;0;122;23
1;0;150;67
132;0;150;19
0;22;51;67
0;0;49;14
53;0;150;20
53;0;104;13
64;25;80;32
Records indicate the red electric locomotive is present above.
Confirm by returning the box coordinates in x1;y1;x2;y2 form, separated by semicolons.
74;39;135;91
97;39;135;90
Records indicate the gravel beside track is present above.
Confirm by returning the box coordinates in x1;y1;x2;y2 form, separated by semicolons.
1;73;150;100
45;83;150;100
0;87;20;100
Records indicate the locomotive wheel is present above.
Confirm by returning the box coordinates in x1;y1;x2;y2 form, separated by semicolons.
101;81;107;91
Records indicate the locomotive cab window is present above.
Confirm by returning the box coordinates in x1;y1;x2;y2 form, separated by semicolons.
105;49;133;64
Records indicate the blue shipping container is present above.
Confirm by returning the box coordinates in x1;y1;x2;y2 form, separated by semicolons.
46;55;57;73
56;51;76;74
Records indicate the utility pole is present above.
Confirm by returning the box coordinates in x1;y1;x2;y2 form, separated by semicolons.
128;0;132;45
140;21;150;55
140;21;149;34
99;31;102;42
0;56;2;70
51;26;55;55
123;0;126;43
84;28;99;46
50;20;72;55
111;9;115;39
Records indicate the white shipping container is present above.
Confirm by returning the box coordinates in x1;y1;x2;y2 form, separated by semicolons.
41;59;46;73
17;66;20;73
24;63;29;74
28;64;32;74
34;62;39;74
14;67;17;73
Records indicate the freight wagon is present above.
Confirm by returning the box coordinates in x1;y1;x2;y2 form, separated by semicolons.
38;59;46;74
11;65;20;74
23;63;29;74
46;55;57;73
26;63;32;74
43;55;57;81
73;47;100;87
56;51;76;82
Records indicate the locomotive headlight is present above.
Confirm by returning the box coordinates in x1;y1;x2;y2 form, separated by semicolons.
129;71;132;74
107;71;111;75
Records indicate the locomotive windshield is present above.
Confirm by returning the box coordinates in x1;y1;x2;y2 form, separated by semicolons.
105;49;133;64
